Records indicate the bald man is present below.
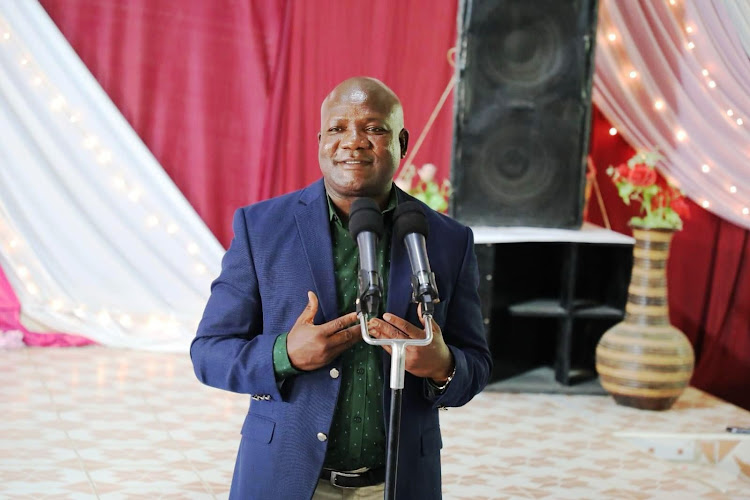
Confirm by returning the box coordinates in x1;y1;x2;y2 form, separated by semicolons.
191;77;491;499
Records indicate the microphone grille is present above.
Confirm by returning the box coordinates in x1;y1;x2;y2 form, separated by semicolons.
393;201;428;243
349;198;385;238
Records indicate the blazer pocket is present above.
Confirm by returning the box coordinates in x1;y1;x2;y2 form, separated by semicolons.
420;427;443;456
240;413;276;444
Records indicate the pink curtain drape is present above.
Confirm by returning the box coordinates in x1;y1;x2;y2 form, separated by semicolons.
35;0;750;410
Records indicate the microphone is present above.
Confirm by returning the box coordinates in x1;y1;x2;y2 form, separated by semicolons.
393;202;439;316
349;198;385;318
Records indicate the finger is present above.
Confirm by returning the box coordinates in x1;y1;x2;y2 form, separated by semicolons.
294;291;319;327
330;324;361;348
368;317;407;339
319;312;360;336
382;313;425;339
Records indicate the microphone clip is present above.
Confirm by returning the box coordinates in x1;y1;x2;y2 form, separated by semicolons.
357;269;383;318
410;271;439;316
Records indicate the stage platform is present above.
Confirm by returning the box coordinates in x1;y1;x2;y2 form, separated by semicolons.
2;346;748;498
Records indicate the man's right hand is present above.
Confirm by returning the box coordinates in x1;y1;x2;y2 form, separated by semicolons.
286;291;361;371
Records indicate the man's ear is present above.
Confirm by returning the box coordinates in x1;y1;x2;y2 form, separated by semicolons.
399;129;409;159
317;132;322;143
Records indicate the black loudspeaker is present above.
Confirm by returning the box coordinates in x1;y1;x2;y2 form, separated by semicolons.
450;0;599;228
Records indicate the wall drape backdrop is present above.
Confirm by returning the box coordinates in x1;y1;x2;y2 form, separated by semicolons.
38;0;749;410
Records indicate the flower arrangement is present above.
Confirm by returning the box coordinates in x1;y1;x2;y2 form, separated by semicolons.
394;163;451;213
606;151;689;230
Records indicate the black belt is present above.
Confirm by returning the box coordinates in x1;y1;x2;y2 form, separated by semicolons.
320;467;385;489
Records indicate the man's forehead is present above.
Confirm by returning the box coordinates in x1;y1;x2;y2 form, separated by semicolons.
322;100;397;120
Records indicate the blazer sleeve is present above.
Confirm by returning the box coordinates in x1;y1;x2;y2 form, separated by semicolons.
190;208;283;401
429;226;492;408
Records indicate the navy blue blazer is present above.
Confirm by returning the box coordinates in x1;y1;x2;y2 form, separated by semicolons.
191;179;491;499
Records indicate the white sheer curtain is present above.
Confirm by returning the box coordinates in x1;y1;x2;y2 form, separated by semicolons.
0;1;223;351
594;0;750;230
722;0;750;59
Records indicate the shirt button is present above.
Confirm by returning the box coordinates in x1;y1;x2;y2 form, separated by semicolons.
330;368;340;379
317;432;327;442
353;416;362;423
356;368;365;375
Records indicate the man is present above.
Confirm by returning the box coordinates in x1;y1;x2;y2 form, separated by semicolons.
191;77;491;499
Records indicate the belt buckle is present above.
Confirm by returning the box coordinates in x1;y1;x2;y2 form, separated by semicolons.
329;470;360;489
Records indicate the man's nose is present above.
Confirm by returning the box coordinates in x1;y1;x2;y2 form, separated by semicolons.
340;128;368;149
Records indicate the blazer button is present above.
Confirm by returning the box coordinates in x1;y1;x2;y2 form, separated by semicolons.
317;432;327;442
330;368;340;379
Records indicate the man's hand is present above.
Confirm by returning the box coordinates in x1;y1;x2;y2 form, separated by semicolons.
286;291;361;371
366;306;454;383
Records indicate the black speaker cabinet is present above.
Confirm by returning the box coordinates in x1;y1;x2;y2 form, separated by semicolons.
451;0;599;228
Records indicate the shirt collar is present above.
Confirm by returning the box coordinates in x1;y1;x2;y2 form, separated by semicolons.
326;188;398;224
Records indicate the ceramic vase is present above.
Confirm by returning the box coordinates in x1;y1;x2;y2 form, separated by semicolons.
595;227;694;411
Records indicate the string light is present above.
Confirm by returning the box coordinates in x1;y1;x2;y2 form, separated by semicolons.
729;186;737;194
708;80;716;89
702;200;710;208
743;208;749;216
187;243;200;255
628;70;638;79
727;109;734;117
166;223;179;235
609;127;618;136
701;164;711;173
737;118;744;126
669;0;676;5
608;33;617;42
675;130;687;141
702;69;709;76
687;42;695;50
686;26;694;34
145;215;159;228
654;100;665;110
2;32;10;41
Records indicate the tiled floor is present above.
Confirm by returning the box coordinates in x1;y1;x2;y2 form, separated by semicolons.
1;346;749;499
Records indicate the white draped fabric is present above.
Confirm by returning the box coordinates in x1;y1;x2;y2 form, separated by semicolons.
594;0;750;230
0;1;223;351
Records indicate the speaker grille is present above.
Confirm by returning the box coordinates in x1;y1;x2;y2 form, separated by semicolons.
451;0;598;228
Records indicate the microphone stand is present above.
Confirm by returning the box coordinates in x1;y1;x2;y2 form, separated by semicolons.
358;299;434;500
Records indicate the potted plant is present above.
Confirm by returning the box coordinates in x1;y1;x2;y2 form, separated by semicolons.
595;150;695;411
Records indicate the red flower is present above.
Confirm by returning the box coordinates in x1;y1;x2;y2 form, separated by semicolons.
615;162;630;178
670;196;690;219
627;164;657;186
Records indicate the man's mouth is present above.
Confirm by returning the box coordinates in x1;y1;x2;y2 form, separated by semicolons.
336;159;372;165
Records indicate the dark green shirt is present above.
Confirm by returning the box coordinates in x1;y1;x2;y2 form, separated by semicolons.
272;190;396;470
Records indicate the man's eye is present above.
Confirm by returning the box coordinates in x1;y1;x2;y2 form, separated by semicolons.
367;127;386;133
328;127;342;133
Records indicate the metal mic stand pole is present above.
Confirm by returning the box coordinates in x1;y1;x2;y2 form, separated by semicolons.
358;304;434;500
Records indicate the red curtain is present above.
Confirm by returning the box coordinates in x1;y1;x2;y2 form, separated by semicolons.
40;1;749;410
41;0;457;248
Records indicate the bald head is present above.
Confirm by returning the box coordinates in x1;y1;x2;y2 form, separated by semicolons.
321;77;404;130
317;77;409;214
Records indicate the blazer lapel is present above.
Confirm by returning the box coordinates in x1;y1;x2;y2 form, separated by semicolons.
294;180;338;323
386;187;412;321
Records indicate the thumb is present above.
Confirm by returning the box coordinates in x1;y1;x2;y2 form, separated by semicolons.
297;291;319;325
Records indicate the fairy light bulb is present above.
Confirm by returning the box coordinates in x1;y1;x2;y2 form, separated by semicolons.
608;33;617;42
654;100;665;110
687;42;695;50
187;243;200;255
686;26;693;34
676;130;687;141
50;299;64;311
708;80;716;89
609;127;618;136
702;69;709;76
702;200;710;208
31;76;42;86
20;58;28;66
743;207;749;215
701;164;710;173
26;283;39;295
629;71;638;79
2;32;10;41
195;263;207;275
97;310;111;325
737;119;744;126
727;109;734;117
119;314;133;328
166;223;179;235
145;215;159;228
730;186;737;193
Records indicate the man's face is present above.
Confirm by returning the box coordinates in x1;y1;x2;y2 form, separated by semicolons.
318;87;407;202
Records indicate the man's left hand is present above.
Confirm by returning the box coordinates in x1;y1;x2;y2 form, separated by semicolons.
366;307;454;383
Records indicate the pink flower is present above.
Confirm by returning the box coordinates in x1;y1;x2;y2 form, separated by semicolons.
417;163;437;183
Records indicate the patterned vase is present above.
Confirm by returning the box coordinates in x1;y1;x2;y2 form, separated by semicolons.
595;227;694;411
